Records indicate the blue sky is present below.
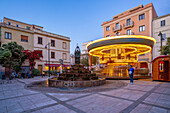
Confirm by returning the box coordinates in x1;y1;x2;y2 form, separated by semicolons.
0;0;169;54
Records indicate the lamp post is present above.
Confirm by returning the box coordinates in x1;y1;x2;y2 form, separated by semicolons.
158;32;163;53
45;42;51;77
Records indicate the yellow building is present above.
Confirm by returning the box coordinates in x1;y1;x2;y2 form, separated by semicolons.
0;17;71;73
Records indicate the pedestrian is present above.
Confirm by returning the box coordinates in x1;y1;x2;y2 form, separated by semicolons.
128;65;134;84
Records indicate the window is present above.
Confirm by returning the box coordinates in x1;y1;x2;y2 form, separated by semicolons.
63;53;67;60
5;32;12;39
127;29;131;35
139;25;145;32
62;42;67;49
115;32;120;36
38;37;43;44
26;26;31;30
51;40;55;47
51;52;55;58
139;14;145;20
161;20;165;27
38;50;43;57
16;24;19;27
126;19;131;26
106;26;110;31
21;35;28;42
106;35;110;37
8;22;11;25
116;23;120;29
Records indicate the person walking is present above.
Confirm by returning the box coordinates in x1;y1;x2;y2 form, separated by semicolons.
128;65;134;84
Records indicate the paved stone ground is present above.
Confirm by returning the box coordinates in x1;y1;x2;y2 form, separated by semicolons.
0;76;170;113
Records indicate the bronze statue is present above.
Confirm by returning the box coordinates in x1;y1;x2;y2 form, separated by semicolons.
74;44;81;64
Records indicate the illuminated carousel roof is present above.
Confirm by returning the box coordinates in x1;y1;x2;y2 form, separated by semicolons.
86;35;156;57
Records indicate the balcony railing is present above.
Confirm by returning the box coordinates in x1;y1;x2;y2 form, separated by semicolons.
112;25;122;32
123;21;134;29
0;22;33;33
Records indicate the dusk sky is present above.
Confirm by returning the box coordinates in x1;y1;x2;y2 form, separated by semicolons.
0;0;169;54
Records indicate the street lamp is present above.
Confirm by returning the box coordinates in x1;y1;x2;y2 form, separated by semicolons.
45;42;51;77
158;32;163;53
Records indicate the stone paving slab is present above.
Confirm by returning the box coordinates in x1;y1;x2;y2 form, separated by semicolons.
99;87;146;101
143;93;170;108
67;94;133;113
47;93;90;101
0;77;170;113
130;104;169;113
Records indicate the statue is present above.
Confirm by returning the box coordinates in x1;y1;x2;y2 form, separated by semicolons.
74;44;81;64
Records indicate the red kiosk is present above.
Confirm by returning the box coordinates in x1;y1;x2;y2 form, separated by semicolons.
152;55;170;81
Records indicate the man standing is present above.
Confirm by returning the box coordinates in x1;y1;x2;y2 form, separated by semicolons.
128;65;134;84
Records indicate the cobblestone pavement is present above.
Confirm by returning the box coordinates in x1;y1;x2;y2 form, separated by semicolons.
0;76;170;113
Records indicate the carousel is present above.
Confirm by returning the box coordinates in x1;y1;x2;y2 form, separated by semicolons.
86;35;156;78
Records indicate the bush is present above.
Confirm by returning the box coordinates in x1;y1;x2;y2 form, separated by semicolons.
32;69;41;76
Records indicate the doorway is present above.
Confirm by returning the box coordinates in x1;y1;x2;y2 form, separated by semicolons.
38;65;43;73
159;61;169;81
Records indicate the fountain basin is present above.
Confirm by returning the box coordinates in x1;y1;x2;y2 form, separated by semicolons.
48;77;106;88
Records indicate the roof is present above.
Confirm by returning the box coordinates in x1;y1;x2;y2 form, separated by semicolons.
4;17;43;27
101;3;154;26
152;55;170;62
153;14;170;20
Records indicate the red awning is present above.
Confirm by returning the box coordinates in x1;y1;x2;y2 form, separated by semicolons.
45;64;71;67
45;64;60;67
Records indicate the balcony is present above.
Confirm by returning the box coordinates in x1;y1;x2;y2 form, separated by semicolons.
112;25;122;32
123;21;134;29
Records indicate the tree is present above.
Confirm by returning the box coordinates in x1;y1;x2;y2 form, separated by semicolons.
0;42;25;76
160;37;170;55
23;50;42;74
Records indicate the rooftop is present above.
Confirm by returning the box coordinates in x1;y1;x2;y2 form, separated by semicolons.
102;3;154;26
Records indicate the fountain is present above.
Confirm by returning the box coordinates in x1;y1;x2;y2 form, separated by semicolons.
48;45;106;87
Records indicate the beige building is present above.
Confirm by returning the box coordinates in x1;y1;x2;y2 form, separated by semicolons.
0;17;71;73
33;26;70;72
0;17;34;50
153;14;170;59
81;41;92;59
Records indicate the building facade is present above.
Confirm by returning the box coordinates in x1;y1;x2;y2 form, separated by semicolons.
101;3;158;68
153;14;170;59
0;17;70;73
81;41;92;59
